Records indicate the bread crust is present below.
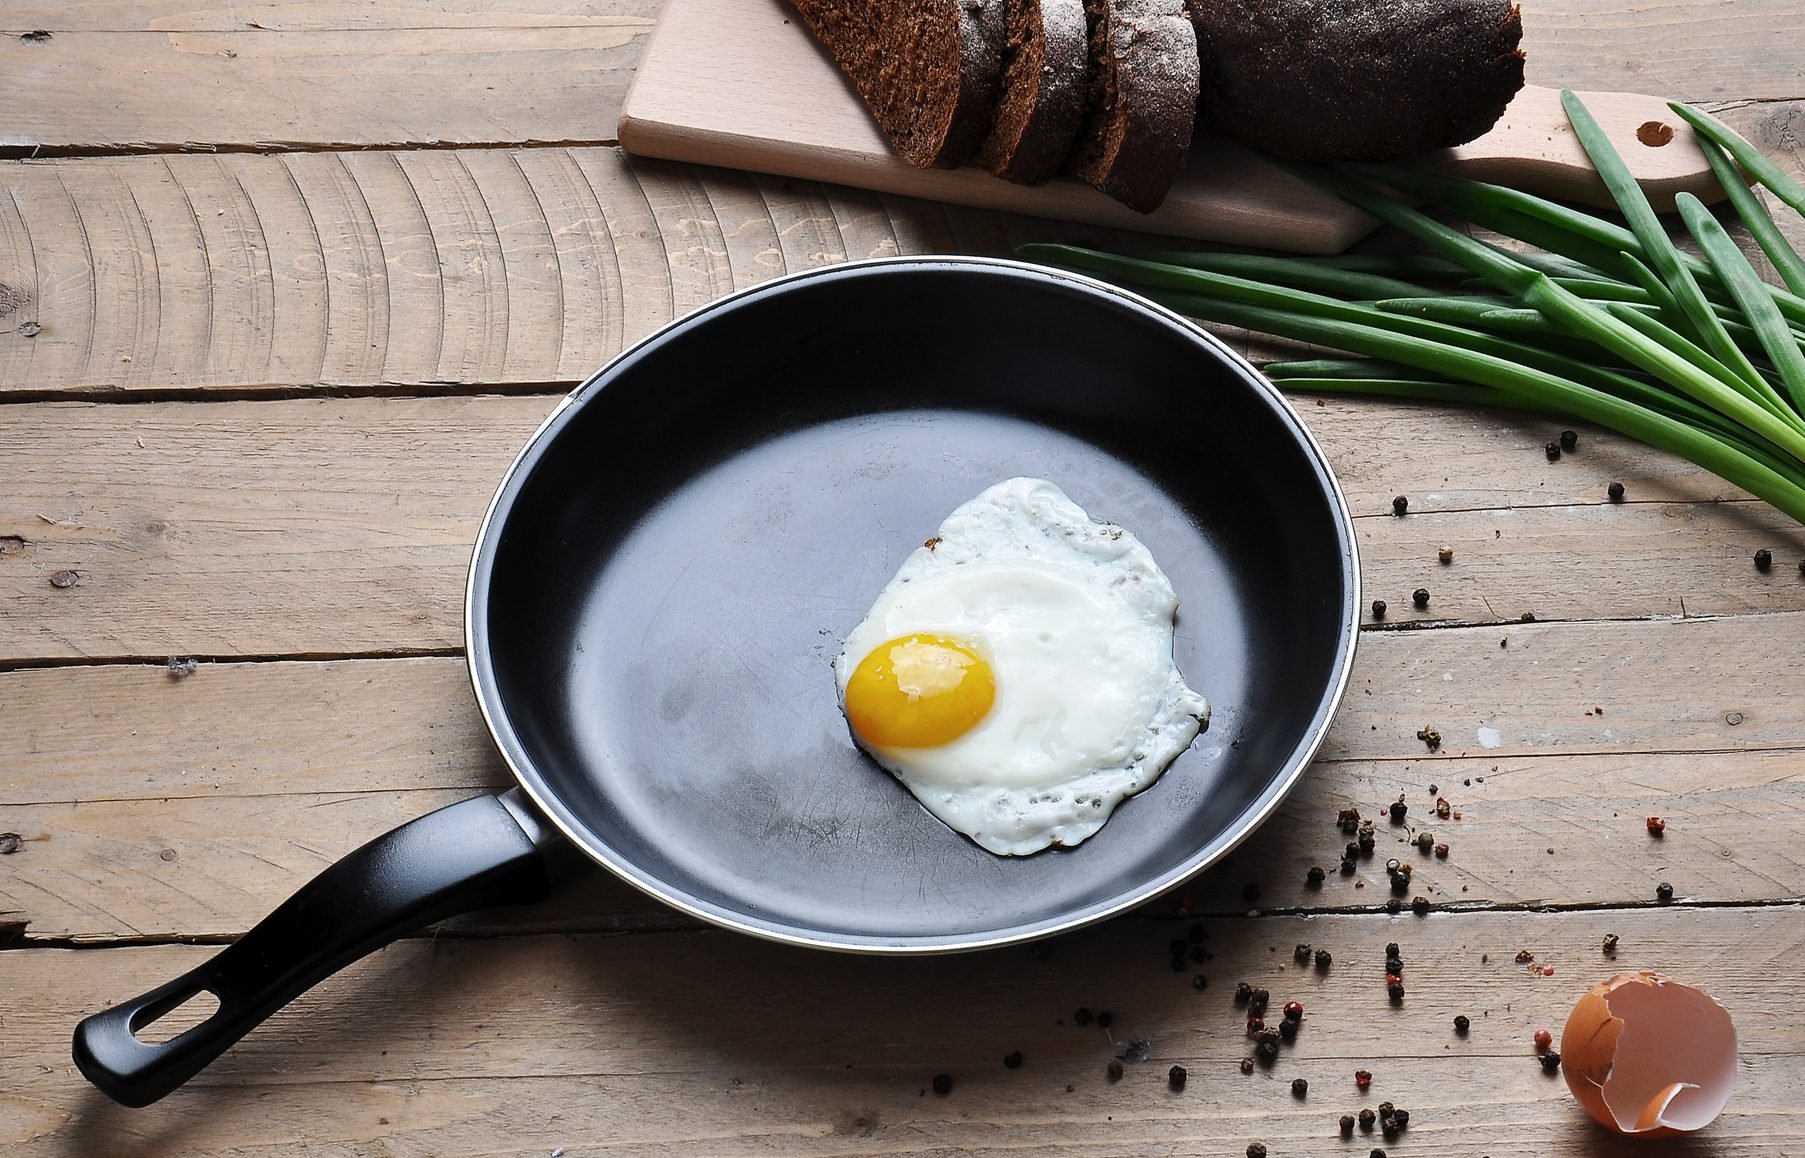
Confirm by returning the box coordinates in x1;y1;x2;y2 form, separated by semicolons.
1190;0;1526;161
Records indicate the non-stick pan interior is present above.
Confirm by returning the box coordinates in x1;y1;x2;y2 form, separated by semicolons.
470;260;1356;950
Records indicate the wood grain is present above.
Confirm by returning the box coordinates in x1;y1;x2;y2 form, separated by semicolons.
3;624;1801;941
3;908;1801;1153
5;395;1805;661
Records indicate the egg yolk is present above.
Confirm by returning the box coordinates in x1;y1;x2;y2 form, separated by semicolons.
844;633;996;748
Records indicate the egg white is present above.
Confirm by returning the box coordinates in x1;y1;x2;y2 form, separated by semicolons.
834;477;1210;855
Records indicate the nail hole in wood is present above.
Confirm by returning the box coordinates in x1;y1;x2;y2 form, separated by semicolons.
1637;120;1675;147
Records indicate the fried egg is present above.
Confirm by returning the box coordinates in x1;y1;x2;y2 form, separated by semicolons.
834;477;1209;855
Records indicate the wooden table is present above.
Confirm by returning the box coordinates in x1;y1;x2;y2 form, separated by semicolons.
3;2;1803;1154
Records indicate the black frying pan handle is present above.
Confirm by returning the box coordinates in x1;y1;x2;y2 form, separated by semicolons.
72;789;554;1107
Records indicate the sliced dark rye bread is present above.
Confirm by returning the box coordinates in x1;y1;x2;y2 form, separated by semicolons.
1189;0;1525;161
788;0;1007;169
974;0;1090;185
1066;0;1200;213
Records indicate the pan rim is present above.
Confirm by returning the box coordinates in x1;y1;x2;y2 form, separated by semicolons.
464;254;1362;954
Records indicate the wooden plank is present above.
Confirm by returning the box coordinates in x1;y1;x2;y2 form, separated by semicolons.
1522;1;1805;103
1;908;1800;1154
5;395;1805;661
2;622;1801;940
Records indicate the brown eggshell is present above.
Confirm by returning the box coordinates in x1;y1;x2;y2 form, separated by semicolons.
1561;971;1736;1137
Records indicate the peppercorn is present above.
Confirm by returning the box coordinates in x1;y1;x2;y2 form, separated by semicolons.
1340;856;1357;875
1412;587;1430;609
1283;1000;1304;1020
1391;1108;1410;1130
1246;1144;1266;1158
1344;841;1361;859
1560;429;1578;451
1358;832;1376;853
1359;1108;1376;1129
1168;1065;1187;1089
1534;1028;1553;1050
1434;842;1449;858
1608;480;1625;502
1239;1057;1255;1075
1370;1151;1387;1158
1385;942;1399;956
932;1072;953;1095
1377;1101;1394;1117
1437;545;1454;565
1603;933;1619;956
1314;948;1332;969
1234;982;1252;1005
1389;799;1408;822
1415;831;1435;852
1355;1070;1372;1089
1190;945;1207;964
1656;882;1674;903
1385;956;1403;975
1392;495;1408;516
1411;895;1430;914
1291;1077;1308;1098
1385;898;1401;914
1385;973;1400;986
1387;981;1405;1001
1256;1038;1280;1064
1390;871;1409;895
1371;599;1387;619
1257;1027;1281;1047
1278;1017;1298;1041
1540;1051;1563;1073
1545;441;1561;461
1107;1059;1124;1082
1384;857;1401;873
1647;816;1666;835
1340;1114;1356;1136
1003;1051;1023;1069
1295;943;1312;963
1171;955;1187;972
1193;974;1208;990
1398;862;1413;878
1306;865;1326;886
1755;548;1773;571
1074;1007;1093;1026
1247;1017;1266;1036
1251;988;1270;1009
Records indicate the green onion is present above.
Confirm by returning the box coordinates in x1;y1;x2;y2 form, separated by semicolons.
1668;102;1805;218
1678;192;1805;414
1689;134;1805;297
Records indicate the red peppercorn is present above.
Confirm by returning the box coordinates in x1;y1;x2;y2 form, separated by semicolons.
1385;973;1400;986
1534;1028;1553;1050
1247;1017;1265;1036
1355;1069;1373;1089
1542;965;1555;977
1283;1001;1304;1020
1647;816;1666;834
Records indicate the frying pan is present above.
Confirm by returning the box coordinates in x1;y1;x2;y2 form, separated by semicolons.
72;257;1360;1107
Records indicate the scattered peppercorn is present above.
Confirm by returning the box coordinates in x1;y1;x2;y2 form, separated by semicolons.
1189;944;1207;964
1292;1077;1308;1098
1755;548;1773;571
1246;1144;1266;1158
1392;1108;1410;1129
1385;898;1401;914
1411;896;1430;914
1389;799;1409;821
1434;842;1449;858
1415;831;1435;852
1256;1039;1280;1064
1603;933;1619;956
1370;1150;1387;1158
1359;1108;1377;1129
1247;1017;1266;1036
1560;429;1578;451
1003;1051;1023;1069
1295;943;1312;963
1315;948;1332;970
1392;495;1409;516
1283;1001;1304;1020
1340;856;1357;875
1340;1114;1356;1136
1385;956;1403;976
1385;857;1402;873
1278;1017;1298;1041
1107;1059;1124;1082
1378;1101;1394;1117
1647;816;1666;835
1193;974;1209;990
1358;832;1376;854
1306;865;1326;886
1252;988;1270;1009
932;1072;953;1095
1387;981;1405;1001
1234;982;1252;1005
1656;882;1674;903
1355;1070;1373;1089
1390;872;1409;895
1438;545;1454;565
1398;862;1412;879
1607;480;1625;502
1454;1015;1470;1034
1545;441;1561;461
1371;599;1387;619
1239;1057;1255;1075
1074;1007;1093;1026
1168;1065;1187;1089
1534;1028;1553;1050
1412;587;1430;609
1540;1051;1563;1073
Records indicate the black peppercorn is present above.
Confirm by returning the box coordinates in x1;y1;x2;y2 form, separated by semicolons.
1345;841;1361;859
1234;982;1252;1005
1392;495;1408;516
1389;799;1408;822
1359;1108;1376;1129
1278;1018;1298;1041
1168;1065;1187;1089
1656;882;1674;903
1358;833;1376;853
1074;1007;1093;1026
1291;1077;1308;1098
1545;441;1561;461
1340;1114;1356;1136
1246;1145;1266;1158
1387;981;1405;1001
1190;945;1207;964
1391;1109;1410;1130
1385;898;1401;914
1390;871;1410;894
1256;1039;1280;1063
1755;548;1773;571
1096;1011;1113;1028
1385;942;1399;956
1385;956;1403;975
1252;988;1270;1008
1243;882;1262;902
1371;1150;1387;1158
1003;1051;1023;1069
1412;587;1430;609
1306;865;1326;886
1608;480;1625;502
1107;1059;1124;1082
1540;1051;1562;1073
1371;599;1387;619
1454;1014;1470;1034
1340;856;1357;875
1411;896;1430;914
1603;933;1619;956
1295;943;1312;963
1385;857;1401;873
1314;948;1331;969
932;1072;953;1095
1560;429;1578;451
1239;1057;1255;1075
1192;973;1209;990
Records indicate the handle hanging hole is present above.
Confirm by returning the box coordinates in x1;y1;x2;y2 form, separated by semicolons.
129;989;222;1044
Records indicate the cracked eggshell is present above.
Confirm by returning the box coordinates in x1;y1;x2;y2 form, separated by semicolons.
1561;971;1737;1137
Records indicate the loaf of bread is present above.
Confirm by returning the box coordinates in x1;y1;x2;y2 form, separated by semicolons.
788;0;1006;169
975;0;1090;185
1066;0;1199;213
1190;0;1525;161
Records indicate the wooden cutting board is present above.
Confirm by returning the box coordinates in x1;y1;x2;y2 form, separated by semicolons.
618;0;1722;254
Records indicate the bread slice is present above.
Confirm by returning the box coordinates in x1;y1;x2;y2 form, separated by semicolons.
1189;0;1525;161
788;0;1008;169
975;0;1090;185
1066;0;1199;213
